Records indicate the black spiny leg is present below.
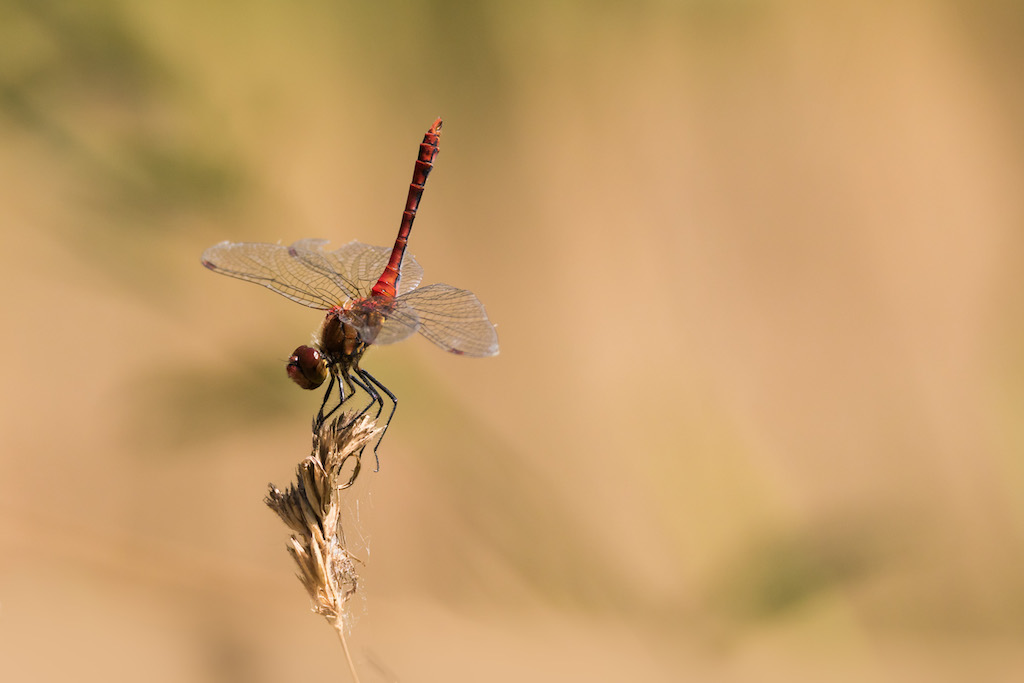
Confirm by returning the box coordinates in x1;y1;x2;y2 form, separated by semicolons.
314;374;337;430
357;367;397;472
354;372;382;422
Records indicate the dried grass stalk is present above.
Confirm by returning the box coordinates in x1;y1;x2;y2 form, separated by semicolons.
266;412;380;683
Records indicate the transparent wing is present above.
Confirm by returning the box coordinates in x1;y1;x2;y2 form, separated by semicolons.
317;240;424;296
391;283;499;357
200;240;352;310
285;239;366;301
347;298;422;347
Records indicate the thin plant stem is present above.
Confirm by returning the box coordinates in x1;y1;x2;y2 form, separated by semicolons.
333;616;361;683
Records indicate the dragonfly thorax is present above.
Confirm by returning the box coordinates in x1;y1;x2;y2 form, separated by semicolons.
318;300;392;361
319;309;366;361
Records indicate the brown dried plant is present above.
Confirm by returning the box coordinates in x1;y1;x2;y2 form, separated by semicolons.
265;412;380;683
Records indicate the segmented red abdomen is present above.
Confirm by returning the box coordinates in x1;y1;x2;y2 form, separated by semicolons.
371;117;443;299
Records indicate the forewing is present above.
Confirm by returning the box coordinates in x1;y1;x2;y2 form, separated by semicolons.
285;238;365;301
201;240;350;309
398;283;499;357
321;241;425;296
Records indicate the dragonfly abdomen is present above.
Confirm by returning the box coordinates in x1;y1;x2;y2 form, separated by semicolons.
371;117;443;299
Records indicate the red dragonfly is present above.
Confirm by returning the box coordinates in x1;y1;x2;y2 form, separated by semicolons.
201;118;498;456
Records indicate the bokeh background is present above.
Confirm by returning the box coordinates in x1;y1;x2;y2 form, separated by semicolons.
2;1;1023;681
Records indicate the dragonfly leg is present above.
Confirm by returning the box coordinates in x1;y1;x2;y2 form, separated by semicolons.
357;367;397;472
353;372;383;422
315;374;337;430
322;369;360;424
343;370;374;419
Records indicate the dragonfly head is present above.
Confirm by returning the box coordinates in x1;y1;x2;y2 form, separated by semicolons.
287;345;328;390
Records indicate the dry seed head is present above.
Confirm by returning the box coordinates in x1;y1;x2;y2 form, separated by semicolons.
266;413;380;620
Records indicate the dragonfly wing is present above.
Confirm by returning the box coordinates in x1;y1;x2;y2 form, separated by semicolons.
366;299;422;346
322;241;425;296
397;283;499;357
285;239;366;301
201;241;350;310
396;253;424;295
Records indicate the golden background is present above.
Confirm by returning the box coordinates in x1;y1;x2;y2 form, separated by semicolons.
1;1;1022;680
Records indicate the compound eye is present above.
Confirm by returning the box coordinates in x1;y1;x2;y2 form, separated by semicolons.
286;345;327;390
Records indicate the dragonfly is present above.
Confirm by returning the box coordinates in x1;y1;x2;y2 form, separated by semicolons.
201;118;498;460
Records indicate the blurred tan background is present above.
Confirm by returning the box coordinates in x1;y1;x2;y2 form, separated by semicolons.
2;1;1023;681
